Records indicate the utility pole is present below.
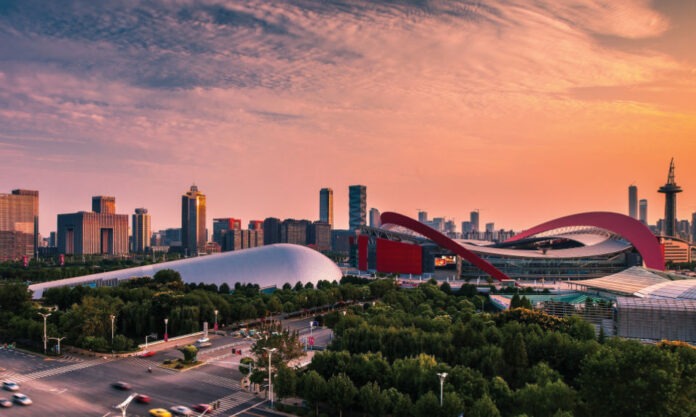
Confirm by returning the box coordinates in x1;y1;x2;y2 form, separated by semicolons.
110;314;116;345
39;312;51;354
437;372;448;406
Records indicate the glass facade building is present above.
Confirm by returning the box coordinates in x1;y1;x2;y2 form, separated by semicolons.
0;189;38;261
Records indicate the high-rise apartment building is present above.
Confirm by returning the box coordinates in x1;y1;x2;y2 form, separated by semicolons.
213;218;241;250
308;221;331;251
418;211;428;223
319;188;334;227
639;199;648;225
658;159;682;237
0;189;39;261
470;210;480;232
281;219;310;245
628;185;638;219
181;185;206;256
132;208;151;253
369;208;381;228
349;185;367;230
248;220;263;231
92;196;116;214
57;196;128;255
692;213;696;244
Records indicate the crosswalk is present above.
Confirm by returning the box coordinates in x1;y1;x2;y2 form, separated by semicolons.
0;357;110;383
209;390;257;415
188;370;241;391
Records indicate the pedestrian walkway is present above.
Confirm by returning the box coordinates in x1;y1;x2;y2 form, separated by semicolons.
209;390;257;415
1;357;110;383
188;370;241;391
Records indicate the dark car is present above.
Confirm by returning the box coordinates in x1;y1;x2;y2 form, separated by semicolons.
135;394;151;404
192;403;211;413
112;381;132;390
0;398;12;408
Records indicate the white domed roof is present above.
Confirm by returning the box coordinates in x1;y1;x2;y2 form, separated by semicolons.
29;244;342;298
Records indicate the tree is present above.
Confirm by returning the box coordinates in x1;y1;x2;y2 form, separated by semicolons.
442;391;465;417
414;391;440;417
239;357;254;375
468;395;501;417
301;370;326;417
326;373;357;417
358;381;388;417
178;345;198;363
274;364;297;400
0;282;31;313
510;294;521;309
514;380;578;417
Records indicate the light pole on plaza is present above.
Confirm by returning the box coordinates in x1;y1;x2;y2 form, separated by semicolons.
48;336;66;355
38;312;51;354
263;347;277;408
437;372;448;407
110;314;116;345
164;318;169;342
214;309;219;332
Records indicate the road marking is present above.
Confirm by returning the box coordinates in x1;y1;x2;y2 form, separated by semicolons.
6;357;110;382
230;399;268;416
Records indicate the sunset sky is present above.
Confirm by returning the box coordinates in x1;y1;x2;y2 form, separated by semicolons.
1;0;695;236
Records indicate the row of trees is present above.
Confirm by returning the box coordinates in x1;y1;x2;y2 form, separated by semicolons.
265;280;695;417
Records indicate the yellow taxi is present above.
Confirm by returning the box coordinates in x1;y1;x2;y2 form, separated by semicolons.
149;408;172;417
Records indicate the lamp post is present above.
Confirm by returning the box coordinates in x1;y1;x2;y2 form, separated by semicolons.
144;334;157;350
48;336;66;355
437;372;448;406
38;312;51;354
214;309;218;332
164;318;169;342
110;314;116;345
263;347;277;408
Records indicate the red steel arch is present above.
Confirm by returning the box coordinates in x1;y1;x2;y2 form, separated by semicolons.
380;212;511;281
506;211;664;270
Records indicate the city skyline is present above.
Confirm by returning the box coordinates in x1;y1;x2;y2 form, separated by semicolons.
1;1;695;236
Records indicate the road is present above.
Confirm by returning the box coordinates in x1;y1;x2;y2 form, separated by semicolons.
0;316;330;416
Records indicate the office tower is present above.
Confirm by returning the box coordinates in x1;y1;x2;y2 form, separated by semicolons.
349;185;367;230
319;188;334;227
132;208;151;253
639;199;648;225
461;221;473;234
418;211;428;223
369;208;381;228
677;220;690;241
486;222;495;233
428;217;445;232
628;185;638;219
49;231;57;248
692;213;696;244
213;218;241;250
0;189;39;261
308;221;332;251
181;185;207;256
658;159;682;237
263;217;281;245
92;196;116;214
57;196;128;255
470;210;480;232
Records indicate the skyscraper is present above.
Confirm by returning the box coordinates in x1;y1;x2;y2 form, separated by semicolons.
58;196;128;255
639;199;648;225
628;185;638;219
132;208;151;253
349;185;367;230
263;217;281;245
470;210;480;232
692;212;696;244
181;185;206;256
0;189;38;261
319;188;333;227
369;208;381;228
418;211;428;223
658;159;682;237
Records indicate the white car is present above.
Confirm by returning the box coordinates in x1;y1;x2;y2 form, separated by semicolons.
12;393;32;406
195;337;211;348
170;405;194;416
2;381;19;392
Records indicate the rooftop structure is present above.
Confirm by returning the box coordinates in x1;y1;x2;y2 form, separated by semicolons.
658;158;682;237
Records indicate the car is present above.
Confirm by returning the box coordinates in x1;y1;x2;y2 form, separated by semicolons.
140;350;157;357
0;398;12;408
12;393;32;406
149;408;172;417
170;405;194;416
192;403;212;413
2;381;19;392
196;337;210;344
112;381;132;390
135;394;151;404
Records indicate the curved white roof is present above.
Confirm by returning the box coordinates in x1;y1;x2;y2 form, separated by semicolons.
28;244;342;299
635;279;696;300
458;237;632;259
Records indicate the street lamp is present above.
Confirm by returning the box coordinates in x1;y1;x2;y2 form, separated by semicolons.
437;372;448;406
263;347;277;408
144;333;157;350
164;318;169;342
214;309;219;332
38;312;51;354
48;336;66;355
110;314;116;345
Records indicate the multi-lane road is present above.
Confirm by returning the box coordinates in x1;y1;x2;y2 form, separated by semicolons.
0;317;332;416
